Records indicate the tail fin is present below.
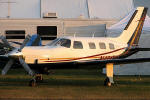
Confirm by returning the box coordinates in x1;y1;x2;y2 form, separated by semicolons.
117;7;148;46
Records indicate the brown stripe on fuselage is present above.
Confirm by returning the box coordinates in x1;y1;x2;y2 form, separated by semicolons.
43;47;126;63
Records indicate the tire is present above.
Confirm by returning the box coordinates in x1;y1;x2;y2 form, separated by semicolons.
35;75;43;83
104;77;111;86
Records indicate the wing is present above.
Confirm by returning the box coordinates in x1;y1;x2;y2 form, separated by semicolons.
84;58;150;65
131;47;150;51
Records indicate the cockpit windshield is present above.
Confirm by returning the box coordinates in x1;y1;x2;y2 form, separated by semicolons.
47;38;71;48
47;38;60;46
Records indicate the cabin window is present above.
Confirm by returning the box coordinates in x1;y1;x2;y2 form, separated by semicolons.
73;41;83;49
37;26;57;40
89;42;96;49
109;43;115;49
99;42;106;49
5;30;25;39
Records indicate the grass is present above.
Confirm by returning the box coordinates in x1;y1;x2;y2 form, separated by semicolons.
0;68;150;99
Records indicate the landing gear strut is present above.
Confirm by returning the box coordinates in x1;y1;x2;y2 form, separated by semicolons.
104;63;114;87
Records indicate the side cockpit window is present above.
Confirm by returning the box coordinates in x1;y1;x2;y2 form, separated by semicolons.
59;39;71;48
89;42;96;49
99;42;106;49
73;41;83;49
109;43;115;50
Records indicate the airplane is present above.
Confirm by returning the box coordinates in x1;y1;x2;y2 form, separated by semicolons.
1;7;150;87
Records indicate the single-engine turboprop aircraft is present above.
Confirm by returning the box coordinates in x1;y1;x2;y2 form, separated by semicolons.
1;7;150;86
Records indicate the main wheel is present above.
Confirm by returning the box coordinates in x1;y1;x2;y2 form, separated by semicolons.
35;74;43;83
104;77;111;86
29;79;36;87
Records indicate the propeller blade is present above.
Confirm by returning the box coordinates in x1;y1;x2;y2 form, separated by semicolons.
19;57;34;76
0;36;13;49
2;59;14;75
20;35;31;51
26;34;42;46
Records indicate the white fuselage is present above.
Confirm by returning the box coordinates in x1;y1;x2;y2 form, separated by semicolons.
22;37;127;64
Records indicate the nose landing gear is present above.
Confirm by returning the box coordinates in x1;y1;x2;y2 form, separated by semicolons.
29;74;43;87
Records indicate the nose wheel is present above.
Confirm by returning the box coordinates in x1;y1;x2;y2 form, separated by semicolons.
35;74;43;82
29;74;43;87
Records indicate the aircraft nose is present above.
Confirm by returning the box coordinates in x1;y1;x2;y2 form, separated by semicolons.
8;49;23;58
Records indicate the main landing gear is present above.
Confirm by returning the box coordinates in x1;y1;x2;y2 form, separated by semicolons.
104;63;114;87
104;77;114;86
29;74;43;87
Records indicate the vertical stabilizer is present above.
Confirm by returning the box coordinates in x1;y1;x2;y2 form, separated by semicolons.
117;7;148;46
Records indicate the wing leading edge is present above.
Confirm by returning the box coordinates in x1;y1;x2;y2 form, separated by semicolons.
84;58;150;65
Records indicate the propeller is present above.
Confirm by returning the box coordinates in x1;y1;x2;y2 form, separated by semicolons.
1;35;34;76
1;59;14;75
19;35;31;51
0;36;13;49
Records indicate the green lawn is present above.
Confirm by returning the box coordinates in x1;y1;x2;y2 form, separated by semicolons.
0;68;150;99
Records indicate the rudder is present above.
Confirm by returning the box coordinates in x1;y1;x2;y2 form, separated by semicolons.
117;7;148;46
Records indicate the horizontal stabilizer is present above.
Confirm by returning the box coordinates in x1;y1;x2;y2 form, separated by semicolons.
130;47;150;51
136;48;150;51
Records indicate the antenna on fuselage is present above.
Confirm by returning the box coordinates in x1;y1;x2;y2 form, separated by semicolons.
92;32;95;38
74;32;76;38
